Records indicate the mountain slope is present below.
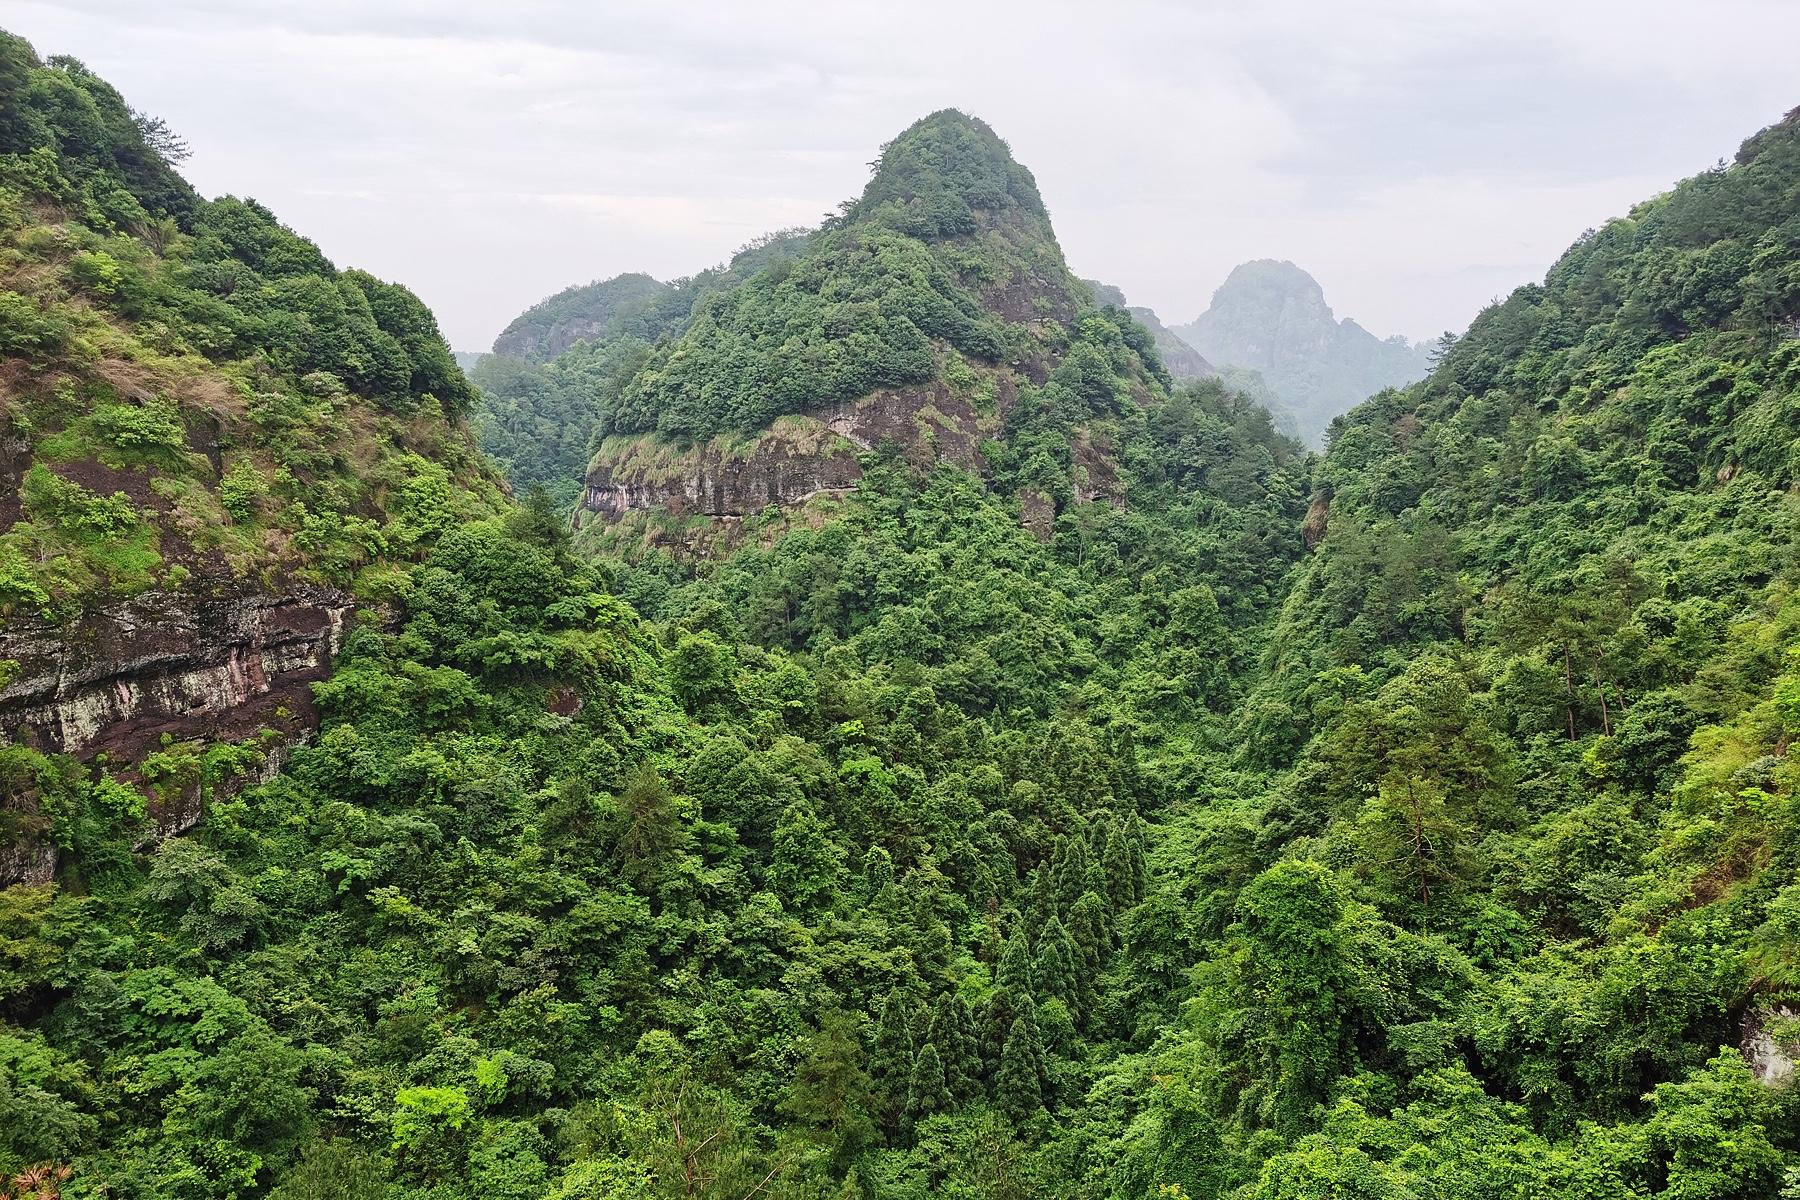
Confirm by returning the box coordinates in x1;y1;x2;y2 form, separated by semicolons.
1174;259;1432;446
575;110;1184;545
1106;110;1800;1198
0;34;503;874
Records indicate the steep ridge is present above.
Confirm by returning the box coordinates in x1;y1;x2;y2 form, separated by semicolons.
572;111;1176;542
0;35;503;878
1082;279;1218;381
1174;258;1432;446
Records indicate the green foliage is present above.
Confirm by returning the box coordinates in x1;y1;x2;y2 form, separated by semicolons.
0;32;499;620
4;45;1800;1200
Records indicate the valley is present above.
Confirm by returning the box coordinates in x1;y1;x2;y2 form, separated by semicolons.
0;27;1797;1200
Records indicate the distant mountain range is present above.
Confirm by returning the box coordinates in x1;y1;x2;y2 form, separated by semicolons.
1172;260;1433;446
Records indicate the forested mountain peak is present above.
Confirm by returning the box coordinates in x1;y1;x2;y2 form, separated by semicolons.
555;110;1216;549
842;109;1050;238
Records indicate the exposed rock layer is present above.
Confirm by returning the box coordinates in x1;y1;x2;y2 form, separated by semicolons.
0;585;350;761
580;386;1005;522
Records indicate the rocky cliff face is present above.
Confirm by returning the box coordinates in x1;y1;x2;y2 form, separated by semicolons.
0;585;350;761
579;384;1010;523
0;585;351;885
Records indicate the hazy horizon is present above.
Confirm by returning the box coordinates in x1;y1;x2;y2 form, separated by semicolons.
10;0;1800;352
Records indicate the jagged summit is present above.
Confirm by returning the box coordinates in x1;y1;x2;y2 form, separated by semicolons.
1173;259;1430;446
845;109;1048;237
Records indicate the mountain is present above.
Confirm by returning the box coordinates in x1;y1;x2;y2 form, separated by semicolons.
1081;279;1217;381
573;110;1200;547
0;34;503;871
5;29;1799;1200
1173;258;1433;445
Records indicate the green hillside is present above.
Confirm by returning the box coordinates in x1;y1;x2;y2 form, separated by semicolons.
1;31;1798;1200
0;35;503;629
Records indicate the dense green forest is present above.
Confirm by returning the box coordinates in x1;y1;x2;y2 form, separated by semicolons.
472;234;813;507
2;29;1798;1200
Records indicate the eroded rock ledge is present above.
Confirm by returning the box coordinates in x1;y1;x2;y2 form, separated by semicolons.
580;386;1003;522
0;584;351;761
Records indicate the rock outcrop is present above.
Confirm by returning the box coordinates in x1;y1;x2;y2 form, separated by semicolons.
0;585;350;761
0;584;351;885
1743;1003;1799;1087
580;386;1007;523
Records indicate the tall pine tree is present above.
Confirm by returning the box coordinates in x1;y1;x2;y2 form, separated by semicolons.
1102;821;1135;914
986;923;1036;1073
903;1043;951;1135
994;998;1047;1123
1033;916;1079;1016
870;988;915;1136
927;992;982;1103
1054;836;1091;913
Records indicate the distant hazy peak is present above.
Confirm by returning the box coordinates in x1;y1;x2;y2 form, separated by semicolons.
1174;259;1431;446
1203;259;1336;325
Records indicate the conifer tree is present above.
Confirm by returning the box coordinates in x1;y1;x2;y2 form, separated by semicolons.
994;999;1047;1122
1033;916;1079;1015
1068;890;1112;966
1083;855;1111;910
903;1042;950;1134
996;924;1034;996
1102;822;1135;913
1127;815;1149;902
870;988;915;1135
1025;864;1056;939
1054;836;1091;913
984;925;1035;1075
927;992;982;1102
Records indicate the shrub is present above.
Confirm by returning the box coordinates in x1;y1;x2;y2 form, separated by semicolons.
219;458;268;521
91;398;185;455
0;542;50;615
20;464;137;535
0;290;65;355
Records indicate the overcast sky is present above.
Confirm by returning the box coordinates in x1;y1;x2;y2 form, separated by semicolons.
11;0;1800;350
